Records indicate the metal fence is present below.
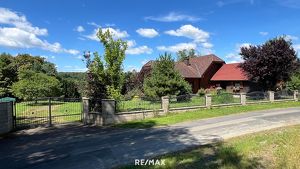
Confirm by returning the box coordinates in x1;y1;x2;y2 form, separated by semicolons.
170;94;205;108
275;90;294;100
211;93;241;105
116;97;161;113
246;91;269;103
15;97;82;129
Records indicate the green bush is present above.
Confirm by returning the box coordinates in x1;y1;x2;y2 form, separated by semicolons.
123;88;144;100
197;88;206;96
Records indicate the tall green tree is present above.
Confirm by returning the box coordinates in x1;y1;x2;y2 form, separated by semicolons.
85;29;128;100
14;54;57;76
286;70;300;91
12;70;60;100
239;36;300;90
143;53;192;98
176;49;196;61
0;53;17;97
86;52;107;99
97;29;127;100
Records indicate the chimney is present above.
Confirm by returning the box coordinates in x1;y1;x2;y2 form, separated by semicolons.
183;57;190;66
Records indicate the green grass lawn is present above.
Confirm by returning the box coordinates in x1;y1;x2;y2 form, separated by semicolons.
115;101;300;128
15;100;82;125
119;125;300;169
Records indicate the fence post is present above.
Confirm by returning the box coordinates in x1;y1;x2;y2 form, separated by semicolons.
294;90;299;101
205;94;212;108
102;99;115;125
268;91;274;103
48;98;52;126
82;97;90;125
240;93;246;105
161;96;169;114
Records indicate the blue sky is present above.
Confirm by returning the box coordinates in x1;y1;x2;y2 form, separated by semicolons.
1;0;300;72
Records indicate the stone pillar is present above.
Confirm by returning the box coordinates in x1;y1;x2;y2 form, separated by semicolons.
205;94;212;108
0;102;13;134
268;91;274;103
240;93;246;105
82;97;90;125
102;99;116;125
294;90;299;101
161;96;169;114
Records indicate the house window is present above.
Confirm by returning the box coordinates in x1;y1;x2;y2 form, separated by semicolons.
234;82;240;88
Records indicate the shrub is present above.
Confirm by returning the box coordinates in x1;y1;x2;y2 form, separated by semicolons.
197;88;206;96
123;88;144;100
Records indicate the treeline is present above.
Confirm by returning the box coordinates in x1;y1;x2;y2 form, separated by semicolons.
0;53;86;99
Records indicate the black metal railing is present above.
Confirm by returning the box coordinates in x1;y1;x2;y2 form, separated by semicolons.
15;97;82;129
116;97;161;113
246;91;269;103
169;94;205;108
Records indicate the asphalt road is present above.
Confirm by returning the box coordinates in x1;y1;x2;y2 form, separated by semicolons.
0;107;300;169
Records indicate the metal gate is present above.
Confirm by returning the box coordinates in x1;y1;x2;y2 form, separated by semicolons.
14;97;82;129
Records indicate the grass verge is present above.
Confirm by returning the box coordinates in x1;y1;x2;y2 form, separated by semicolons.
119;125;300;169
115;101;300;128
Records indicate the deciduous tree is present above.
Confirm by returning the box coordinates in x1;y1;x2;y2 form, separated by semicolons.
176;49;196;61
239;37;300;90
12;70;60;100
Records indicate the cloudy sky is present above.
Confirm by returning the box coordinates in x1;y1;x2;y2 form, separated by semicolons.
1;0;300;72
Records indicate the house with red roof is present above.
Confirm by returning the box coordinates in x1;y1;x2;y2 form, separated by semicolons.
210;63;258;93
138;54;258;93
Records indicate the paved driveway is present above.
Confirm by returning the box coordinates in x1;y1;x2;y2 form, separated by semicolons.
1;107;300;169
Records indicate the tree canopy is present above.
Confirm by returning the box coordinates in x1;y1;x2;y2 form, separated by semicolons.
176;49;196;61
239;36;300;90
85;29;128;100
143;53;192;98
0;53;18;97
12;70;60;100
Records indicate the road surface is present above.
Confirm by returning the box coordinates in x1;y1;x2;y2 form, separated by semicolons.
0;107;300;169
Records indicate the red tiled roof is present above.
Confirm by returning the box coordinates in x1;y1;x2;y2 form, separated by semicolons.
211;63;249;81
175;54;225;78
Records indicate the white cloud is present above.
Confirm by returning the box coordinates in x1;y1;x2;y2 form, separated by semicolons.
145;12;201;22
202;42;213;49
126;46;152;55
87;22;100;27
225;53;243;63
125;40;153;55
85;27;129;40
0;8;47;36
0;8;79;55
293;44;300;51
136;28;159;38
225;43;252;63
259;32;269;36
0;27;79;55
76;55;83;60
285;35;299;41
127;40;136;48
165;25;210;43
76;25;85;32
157;42;197;52
236;43;251;52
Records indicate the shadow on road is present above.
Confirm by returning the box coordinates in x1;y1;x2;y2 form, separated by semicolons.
0;124;263;169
